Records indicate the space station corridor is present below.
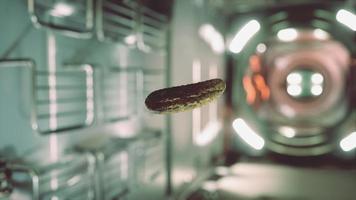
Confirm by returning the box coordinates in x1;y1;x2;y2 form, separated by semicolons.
1;0;355;199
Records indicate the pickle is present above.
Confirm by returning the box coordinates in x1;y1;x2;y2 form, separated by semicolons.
145;78;225;113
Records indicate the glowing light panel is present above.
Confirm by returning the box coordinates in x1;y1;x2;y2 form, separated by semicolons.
311;85;323;96
277;28;298;42
256;43;267;53
313;29;330;40
336;9;356;31
199;24;225;54
232;118;265;150
311;73;324;84
229;20;261;54
340;131;356;152
287;85;302;96
287;72;302;85
278;126;296;138
50;3;74;17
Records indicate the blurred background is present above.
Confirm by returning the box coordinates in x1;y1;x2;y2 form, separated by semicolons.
0;0;355;199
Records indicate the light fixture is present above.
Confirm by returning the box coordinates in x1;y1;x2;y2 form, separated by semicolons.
232;118;265;150
278;126;296;138
313;29;330;40
50;3;74;17
336;9;356;31
311;85;323;96
311;73;324;84
277;28;298;42
124;34;137;45
199;24;225;54
256;43;267;53
287;85;302;96
340;131;356;152
287;72;302;85
229;20;261;54
195;121;221;146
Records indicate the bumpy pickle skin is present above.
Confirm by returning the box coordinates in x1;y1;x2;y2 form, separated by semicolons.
145;78;226;114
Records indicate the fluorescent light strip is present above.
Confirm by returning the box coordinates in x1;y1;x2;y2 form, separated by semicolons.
195;121;221;146
229;20;261;54
50;3;74;17
313;29;329;40
199;24;225;54
340;131;356;152
232;118;265;150
277;28;298;42
336;9;356;31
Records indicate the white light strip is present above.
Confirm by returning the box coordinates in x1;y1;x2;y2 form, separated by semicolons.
124;34;137;45
340;131;356;152
311;73;324;84
232;118;265;150
209;65;218;122
229;20;261;54
278;126;296;138
50;3;74;17
313;29;330;40
336;9;356;31
277;28;298;42
192;59;201;145
199;24;225;54
192;59;201;83
47;33;59;192
48;34;58;131
195;121;221;146
287;85;302;96
84;65;94;124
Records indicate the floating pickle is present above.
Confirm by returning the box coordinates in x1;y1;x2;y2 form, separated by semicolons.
145;78;226;114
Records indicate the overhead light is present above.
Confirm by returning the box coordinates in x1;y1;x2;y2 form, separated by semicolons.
229;20;261;54
195;121;221;146
124;34;137;45
336;9;356;31
232;118;265;150
50;3;74;17
311;73;324;84
278;126;296;138
340;131;356;152
256;43;267;53
311;85;323;96
199;24;225;54
287;85;302;97
287;72;302;85
313;29;330;40
277;28;298;42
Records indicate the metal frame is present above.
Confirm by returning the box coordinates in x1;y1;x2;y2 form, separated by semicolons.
27;0;94;39
7;164;39;200
6;153;96;200
95;0;168;51
95;0;138;42
0;161;12;199
0;59;95;135
139;5;168;50
101;67;143;123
